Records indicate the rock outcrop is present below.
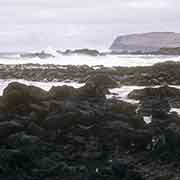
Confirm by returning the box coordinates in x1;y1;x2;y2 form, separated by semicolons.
0;78;178;179
57;48;101;56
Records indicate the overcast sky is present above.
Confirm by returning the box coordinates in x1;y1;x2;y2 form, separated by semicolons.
0;0;179;51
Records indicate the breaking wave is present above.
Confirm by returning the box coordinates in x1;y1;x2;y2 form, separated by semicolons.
0;50;179;67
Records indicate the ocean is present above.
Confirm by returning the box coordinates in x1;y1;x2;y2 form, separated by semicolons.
0;51;179;67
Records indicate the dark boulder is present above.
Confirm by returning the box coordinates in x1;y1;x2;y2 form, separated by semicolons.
150;123;180;161
79;74;117;98
85;74;118;89
0;121;23;138
3;82;47;112
137;98;170;118
128;85;180;100
108;100;137;116
128;86;175;118
48;85;78;99
79;83;108;98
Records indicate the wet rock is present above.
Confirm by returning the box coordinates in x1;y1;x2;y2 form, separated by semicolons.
48;85;78;99
85;74;118;89
128;85;180;100
79;83;109;98
27;122;46;137
42;112;81;130
7;132;40;147
127;170;145;180
47;100;66;113
128;86;176;118
58;48;100;56
0;81;178;179
35;157;57;170
150;123;180;162
72;49;100;56
164;123;180;151
108;99;137;116
1;61;180;86
137;98;170;118
0;149;34;174
111;159;128;178
0;121;23;138
4;82;47;101
79;74;117;98
3;82;47;112
20;51;55;59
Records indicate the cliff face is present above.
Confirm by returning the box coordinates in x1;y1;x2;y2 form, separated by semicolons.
110;32;180;53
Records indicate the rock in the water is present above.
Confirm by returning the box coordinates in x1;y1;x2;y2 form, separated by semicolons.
58;48;100;56
20;51;54;59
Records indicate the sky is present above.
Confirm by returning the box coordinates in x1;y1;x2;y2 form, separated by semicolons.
0;0;179;52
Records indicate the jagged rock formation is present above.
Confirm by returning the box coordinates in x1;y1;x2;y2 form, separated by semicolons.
110;32;180;53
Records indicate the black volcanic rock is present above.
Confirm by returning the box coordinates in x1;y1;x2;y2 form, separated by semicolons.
48;85;78;99
128;85;180;100
58;48;101;56
0;80;179;179
78;74;117;99
20;51;54;59
2;82;48;113
110;32;180;53
1;61;180;86
127;85;180;118
0;121;23;138
159;47;180;55
85;74;118;88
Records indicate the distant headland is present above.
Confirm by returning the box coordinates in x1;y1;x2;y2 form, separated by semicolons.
110;32;180;55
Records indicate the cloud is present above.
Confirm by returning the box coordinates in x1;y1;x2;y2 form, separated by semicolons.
0;0;179;51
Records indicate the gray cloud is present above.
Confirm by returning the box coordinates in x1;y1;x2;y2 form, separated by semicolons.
0;0;179;51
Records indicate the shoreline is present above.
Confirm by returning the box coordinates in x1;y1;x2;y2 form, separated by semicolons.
0;61;179;85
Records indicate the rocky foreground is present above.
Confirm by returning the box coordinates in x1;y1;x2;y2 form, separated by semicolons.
0;74;180;179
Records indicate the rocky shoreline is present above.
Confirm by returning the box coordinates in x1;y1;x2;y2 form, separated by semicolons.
0;61;180;86
0;73;180;179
